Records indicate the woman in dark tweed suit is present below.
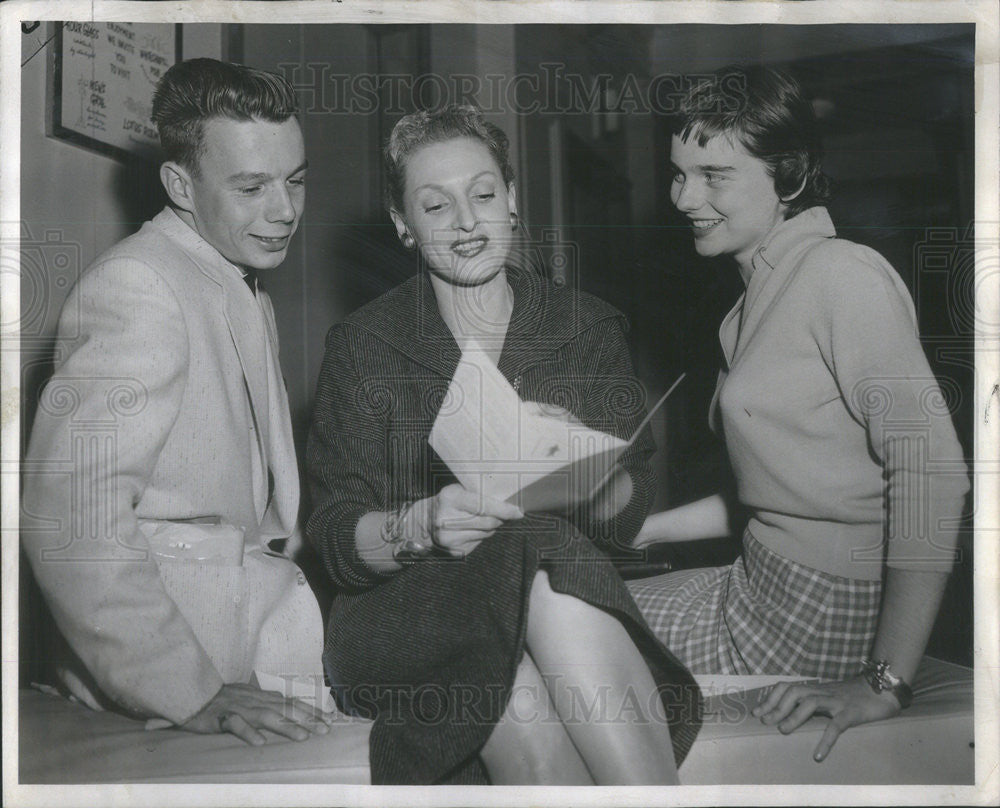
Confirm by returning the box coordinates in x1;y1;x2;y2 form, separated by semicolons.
306;106;700;785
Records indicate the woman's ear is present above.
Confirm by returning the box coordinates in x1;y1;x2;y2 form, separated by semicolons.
160;162;195;212
389;208;409;241
389;208;417;249
507;183;518;217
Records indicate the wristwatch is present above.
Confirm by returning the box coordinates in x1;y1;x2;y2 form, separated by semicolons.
860;657;914;708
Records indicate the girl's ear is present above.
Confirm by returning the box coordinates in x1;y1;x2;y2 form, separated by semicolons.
776;154;809;204
780;175;808;204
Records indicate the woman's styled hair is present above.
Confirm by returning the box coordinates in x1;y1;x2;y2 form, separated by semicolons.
384;105;514;212
676;66;829;217
152;58;299;175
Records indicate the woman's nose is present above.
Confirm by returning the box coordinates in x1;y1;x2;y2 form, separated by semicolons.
452;198;477;232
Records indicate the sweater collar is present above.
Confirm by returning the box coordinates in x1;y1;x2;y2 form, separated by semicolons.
719;207;837;368
750;206;836;276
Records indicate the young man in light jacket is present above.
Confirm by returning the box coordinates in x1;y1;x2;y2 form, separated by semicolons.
22;58;330;745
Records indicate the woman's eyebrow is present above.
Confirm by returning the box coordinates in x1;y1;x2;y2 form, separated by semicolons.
413;170;498;194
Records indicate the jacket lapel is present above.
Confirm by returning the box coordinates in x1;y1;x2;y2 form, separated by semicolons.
221;286;271;451
257;292;300;539
152;209;271;521
358;267;593;385
355;273;463;380
496;267;560;381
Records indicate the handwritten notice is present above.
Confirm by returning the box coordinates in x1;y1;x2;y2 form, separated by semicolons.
53;22;178;159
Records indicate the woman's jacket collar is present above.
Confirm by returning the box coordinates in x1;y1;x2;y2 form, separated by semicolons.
345;264;625;380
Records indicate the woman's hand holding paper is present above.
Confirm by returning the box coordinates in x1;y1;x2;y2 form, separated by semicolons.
425;484;524;557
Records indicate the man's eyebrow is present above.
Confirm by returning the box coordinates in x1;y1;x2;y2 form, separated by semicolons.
227;171;268;185
226;161;309;184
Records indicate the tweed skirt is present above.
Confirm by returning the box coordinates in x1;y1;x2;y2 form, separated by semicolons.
323;514;702;785
627;529;882;679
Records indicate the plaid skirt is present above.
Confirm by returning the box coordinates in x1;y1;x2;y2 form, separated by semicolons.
626;529;882;679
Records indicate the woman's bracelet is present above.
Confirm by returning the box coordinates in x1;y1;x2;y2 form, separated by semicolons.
381;501;434;563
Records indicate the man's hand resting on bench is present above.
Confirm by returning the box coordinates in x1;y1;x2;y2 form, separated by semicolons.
182;683;335;746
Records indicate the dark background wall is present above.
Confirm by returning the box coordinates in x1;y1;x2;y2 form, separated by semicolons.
21;23;976;673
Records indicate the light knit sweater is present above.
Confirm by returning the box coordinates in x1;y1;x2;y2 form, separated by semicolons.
713;207;969;580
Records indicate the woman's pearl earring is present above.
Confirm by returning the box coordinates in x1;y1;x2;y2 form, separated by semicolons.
509;212;518;232
402;233;415;250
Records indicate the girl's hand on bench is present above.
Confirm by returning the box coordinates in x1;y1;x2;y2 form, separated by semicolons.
752;676;902;762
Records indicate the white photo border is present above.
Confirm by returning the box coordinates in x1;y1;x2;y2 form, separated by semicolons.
2;1;997;806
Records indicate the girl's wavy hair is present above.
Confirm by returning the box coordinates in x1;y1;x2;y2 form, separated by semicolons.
384;105;514;212
152;58;299;175
676;66;829;217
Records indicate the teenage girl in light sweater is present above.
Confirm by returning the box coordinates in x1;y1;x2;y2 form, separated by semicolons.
628;66;969;762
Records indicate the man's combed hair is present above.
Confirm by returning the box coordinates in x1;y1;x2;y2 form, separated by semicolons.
676;66;830;218
152;58;299;174
384;105;514;212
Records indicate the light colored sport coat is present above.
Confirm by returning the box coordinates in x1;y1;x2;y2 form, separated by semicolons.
22;208;323;725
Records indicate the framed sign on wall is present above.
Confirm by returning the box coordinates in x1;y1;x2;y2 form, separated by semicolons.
48;21;181;160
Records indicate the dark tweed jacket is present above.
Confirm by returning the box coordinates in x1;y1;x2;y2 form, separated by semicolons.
306;266;656;591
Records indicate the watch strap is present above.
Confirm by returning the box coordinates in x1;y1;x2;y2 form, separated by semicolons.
861;657;914;708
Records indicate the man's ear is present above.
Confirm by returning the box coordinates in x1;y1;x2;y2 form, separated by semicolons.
160;161;195;212
389;208;409;242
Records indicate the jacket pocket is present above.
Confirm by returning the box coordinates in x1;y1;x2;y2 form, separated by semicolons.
155;538;252;683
